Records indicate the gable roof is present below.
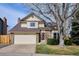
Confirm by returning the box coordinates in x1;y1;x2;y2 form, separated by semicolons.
20;12;46;23
10;12;58;33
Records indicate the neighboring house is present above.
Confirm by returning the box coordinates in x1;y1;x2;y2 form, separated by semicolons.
0;17;7;35
10;12;59;44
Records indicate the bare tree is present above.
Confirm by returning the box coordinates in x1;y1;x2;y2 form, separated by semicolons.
25;3;79;47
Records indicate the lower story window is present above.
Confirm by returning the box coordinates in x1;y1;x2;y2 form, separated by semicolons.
54;33;59;39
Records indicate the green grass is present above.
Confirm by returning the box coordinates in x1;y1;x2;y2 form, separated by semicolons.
36;44;79;55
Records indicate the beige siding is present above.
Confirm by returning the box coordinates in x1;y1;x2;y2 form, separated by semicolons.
52;30;58;38
26;15;41;21
21;22;44;28
20;15;45;28
21;23;27;27
39;24;44;27
45;31;52;38
36;34;39;43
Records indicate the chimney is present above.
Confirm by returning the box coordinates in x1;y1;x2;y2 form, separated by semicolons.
3;17;7;23
3;17;7;35
18;17;20;23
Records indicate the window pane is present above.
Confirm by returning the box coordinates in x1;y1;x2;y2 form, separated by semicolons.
54;33;56;39
30;22;35;27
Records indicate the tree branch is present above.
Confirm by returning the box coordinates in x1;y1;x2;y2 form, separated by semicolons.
32;3;53;23
66;6;79;19
48;4;63;24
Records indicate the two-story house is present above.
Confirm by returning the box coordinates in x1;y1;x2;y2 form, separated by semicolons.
10;12;58;44
0;17;7;35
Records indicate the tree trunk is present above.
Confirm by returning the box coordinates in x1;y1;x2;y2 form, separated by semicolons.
58;21;65;47
59;32;64;47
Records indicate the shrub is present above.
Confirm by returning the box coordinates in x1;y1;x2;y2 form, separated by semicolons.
64;36;72;45
72;38;79;45
47;38;59;45
64;39;72;45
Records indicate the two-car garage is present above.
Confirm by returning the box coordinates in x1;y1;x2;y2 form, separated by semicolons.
14;35;37;44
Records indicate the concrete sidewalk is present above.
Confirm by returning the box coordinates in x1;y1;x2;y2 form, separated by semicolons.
0;53;48;56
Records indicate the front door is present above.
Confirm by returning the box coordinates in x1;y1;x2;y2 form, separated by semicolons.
38;33;45;43
39;33;45;42
42;33;45;40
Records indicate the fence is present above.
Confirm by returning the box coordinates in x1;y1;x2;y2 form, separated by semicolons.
0;35;11;44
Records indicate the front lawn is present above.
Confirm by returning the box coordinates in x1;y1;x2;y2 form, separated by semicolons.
36;44;79;55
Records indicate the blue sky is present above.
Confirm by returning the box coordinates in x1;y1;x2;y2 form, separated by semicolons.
0;3;31;30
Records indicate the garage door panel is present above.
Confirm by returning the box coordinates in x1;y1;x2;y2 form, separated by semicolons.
14;35;36;44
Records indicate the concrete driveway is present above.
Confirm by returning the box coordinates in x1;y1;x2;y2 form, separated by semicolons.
0;44;36;56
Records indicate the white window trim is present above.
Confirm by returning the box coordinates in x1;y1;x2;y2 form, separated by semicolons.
30;22;35;27
27;22;38;28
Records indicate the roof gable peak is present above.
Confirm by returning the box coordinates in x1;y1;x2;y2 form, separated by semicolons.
20;12;45;22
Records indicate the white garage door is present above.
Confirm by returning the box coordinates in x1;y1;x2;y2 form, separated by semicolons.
14;35;36;44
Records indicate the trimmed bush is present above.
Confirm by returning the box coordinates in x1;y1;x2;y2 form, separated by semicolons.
72;38;79;45
64;39;72;45
64;36;72;45
47;38;59;45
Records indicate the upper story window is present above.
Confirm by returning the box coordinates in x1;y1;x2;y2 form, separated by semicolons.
27;22;38;28
30;22;35;27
